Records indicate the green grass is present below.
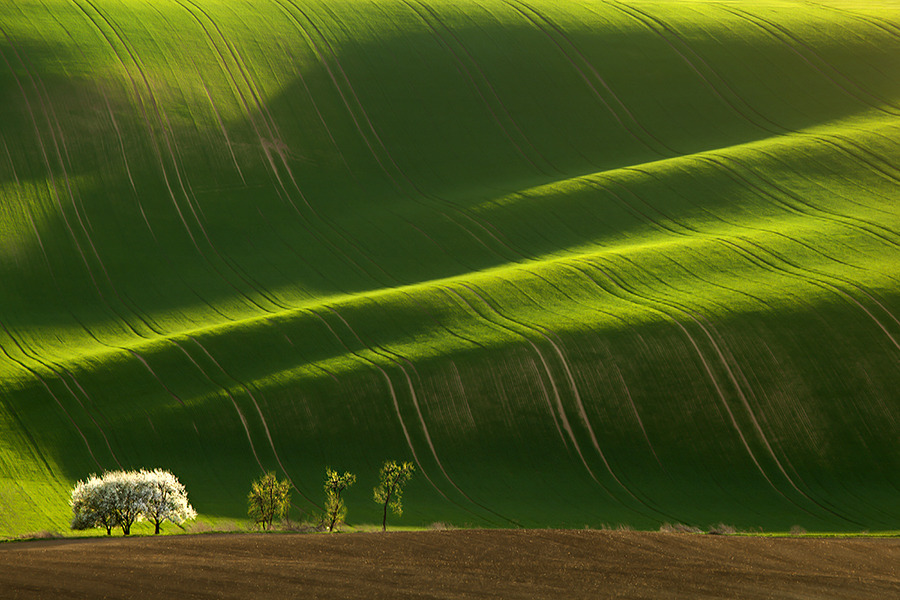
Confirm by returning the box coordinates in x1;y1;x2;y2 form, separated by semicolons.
1;0;898;537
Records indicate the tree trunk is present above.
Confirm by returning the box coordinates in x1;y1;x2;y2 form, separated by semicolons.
154;520;161;535
381;489;392;532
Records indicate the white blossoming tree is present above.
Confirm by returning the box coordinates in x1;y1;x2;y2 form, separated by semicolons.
102;470;147;536
139;468;197;535
70;469;196;536
70;474;119;535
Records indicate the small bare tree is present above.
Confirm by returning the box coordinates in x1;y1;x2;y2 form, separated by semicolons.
323;468;356;533
248;472;291;530
373;460;415;531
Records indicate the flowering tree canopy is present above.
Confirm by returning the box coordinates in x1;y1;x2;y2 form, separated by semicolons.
70;469;196;535
138;469;197;535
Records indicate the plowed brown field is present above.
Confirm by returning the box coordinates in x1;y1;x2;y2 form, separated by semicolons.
1;530;898;599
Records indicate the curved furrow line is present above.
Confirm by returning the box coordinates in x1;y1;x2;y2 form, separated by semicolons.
184;336;322;509
438;285;605;490
809;129;900;196
611;0;900;205
619;164;877;278
429;286;571;450
597;244;896;522
278;34;355;178
782;138;900;218
614;364;664;471
405;0;558;177
306;0;534;263
443;359;480;438
701;316;899;527
647;246;782;312
607;249;773;323
276;0;402;188
681;308;865;526
697;154;900;249
568;258;857;524
808;2;900;47
729;237;900;352
179;0;399;288
323;303;519;526
68;0;202;246
611;0;900;181
155;105;292;312
728;215;900;307
87;0;297;315
601;0;787;136
248;204;368;298
31;56;174;337
166;339;269;477
524;268;636;329
488;270;674;479
72;0;280;316
733;151;900;246
290;0;521;269
749;134;900;222
57;370;124;469
505;0;679;157
0;32;116;320
452;280;677;521
720;4;900;115
271;0;507;278
0;325;103;471
67;314;228;465
502;267;758;492
302;307;498;522
0;322;124;470
302;1;575;268
98;88;151;232
194;65;246;185
616;230;892;357
6;27;174;339
0;133;56;279
278;0;527;266
589;176;699;238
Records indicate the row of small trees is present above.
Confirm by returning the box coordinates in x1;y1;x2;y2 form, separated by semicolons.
70;469;196;536
249;461;415;532
70;460;414;536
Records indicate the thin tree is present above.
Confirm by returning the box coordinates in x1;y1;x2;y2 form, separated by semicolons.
373;460;415;532
323;468;356;533
139;469;197;534
248;471;291;530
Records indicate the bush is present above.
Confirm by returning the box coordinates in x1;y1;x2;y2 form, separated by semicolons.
659;522;703;534
707;523;737;535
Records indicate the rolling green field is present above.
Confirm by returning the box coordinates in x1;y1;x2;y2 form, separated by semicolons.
1;0;899;536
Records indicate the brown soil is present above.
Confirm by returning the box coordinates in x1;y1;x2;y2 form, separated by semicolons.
0;530;897;599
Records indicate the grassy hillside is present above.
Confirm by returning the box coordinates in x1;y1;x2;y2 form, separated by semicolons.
1;0;898;535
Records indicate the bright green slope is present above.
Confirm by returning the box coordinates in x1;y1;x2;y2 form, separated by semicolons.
1;0;899;536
